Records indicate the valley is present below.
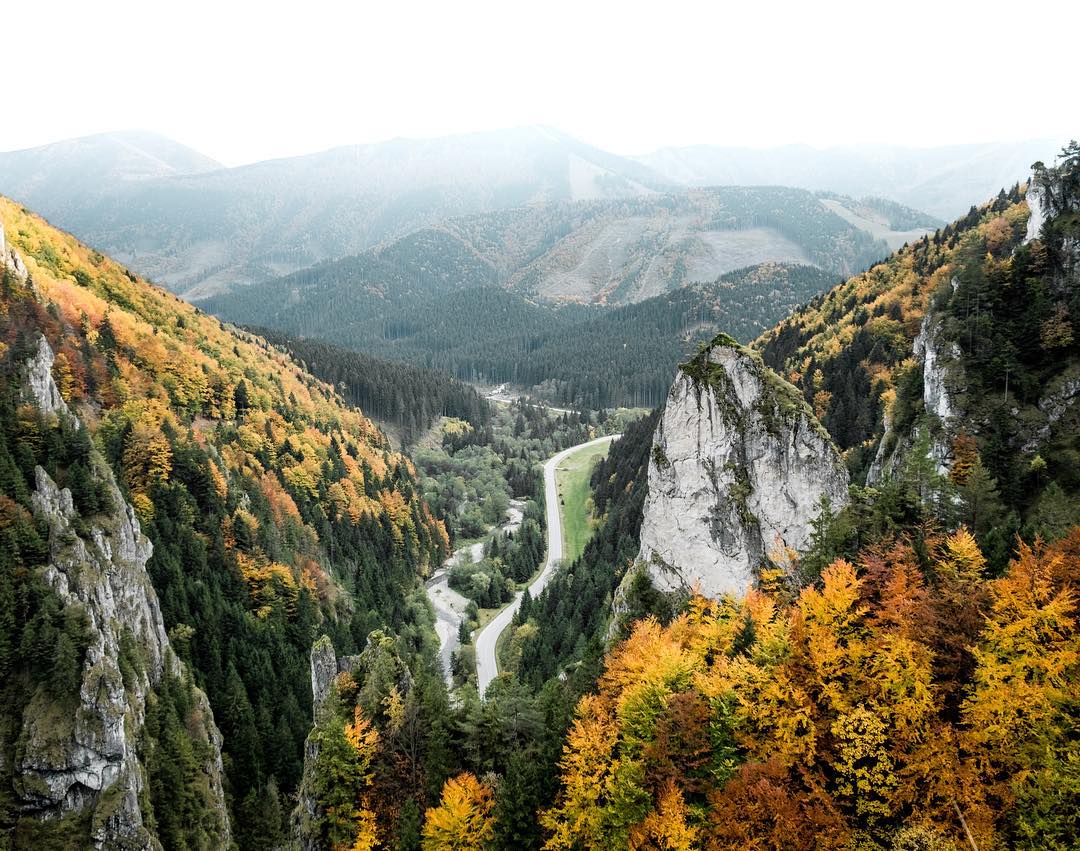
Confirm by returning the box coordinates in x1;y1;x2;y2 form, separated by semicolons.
0;63;1076;848
475;434;619;695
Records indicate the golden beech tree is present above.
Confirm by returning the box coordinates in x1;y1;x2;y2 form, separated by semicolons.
830;706;898;825
791;559;867;717
541;696;625;850
422;773;496;851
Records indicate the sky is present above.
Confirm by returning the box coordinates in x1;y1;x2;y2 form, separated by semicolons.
2;0;1076;166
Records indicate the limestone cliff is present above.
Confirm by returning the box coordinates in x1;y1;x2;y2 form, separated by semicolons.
295;636;362;851
13;335;231;848
635;335;849;599
867;304;964;486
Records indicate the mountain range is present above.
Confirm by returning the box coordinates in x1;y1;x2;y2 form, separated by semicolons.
0;128;1059;301
636;138;1062;220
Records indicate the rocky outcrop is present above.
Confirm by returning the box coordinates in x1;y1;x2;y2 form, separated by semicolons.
635;336;849;599
1020;370;1080;453
16;336;231;848
1;219;29;280
867;306;963;485
1025;180;1047;244
310;635;340;714
25;334;72;417
914;311;962;477
1027;168;1079;293
309;634;362;714
296;635;364;850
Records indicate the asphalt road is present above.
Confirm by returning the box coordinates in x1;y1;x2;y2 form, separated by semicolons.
425;501;524;687
474;433;620;696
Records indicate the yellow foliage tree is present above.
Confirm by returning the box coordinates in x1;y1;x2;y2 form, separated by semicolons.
629;782;697;850
962;539;1078;769
422;773;496;851
792;559;867;716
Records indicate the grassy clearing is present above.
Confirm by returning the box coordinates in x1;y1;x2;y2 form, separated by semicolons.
555;441;612;563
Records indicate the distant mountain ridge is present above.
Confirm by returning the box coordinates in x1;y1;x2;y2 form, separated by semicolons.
0;129;221;198
0;126;1031;303
205;184;913;321
636;138;1062;220
0;126;673;298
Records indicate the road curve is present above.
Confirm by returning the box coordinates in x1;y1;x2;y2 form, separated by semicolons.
475;433;620;696
426;501;525;687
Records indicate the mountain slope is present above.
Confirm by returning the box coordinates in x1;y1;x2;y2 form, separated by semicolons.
533;145;1080;851
1;127;671;298
0;195;448;846
1;329;231;848
637;138;1062;220
756;144;1080;563
204;184;902;312
0;130;221;204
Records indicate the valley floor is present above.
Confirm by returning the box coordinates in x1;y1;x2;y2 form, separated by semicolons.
475;434;619;695
425;499;525;686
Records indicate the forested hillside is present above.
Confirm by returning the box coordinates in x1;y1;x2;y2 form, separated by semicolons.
216;263;838;410
255;331;491;445
758;147;1080;565
0;196;448;846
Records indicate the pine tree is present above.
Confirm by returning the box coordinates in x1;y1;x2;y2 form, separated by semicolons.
51;630;82;699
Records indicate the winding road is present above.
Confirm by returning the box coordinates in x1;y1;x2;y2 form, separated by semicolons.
426;500;524;687
475;433;620;696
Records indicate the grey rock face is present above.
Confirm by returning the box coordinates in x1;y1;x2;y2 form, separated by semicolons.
1025;181;1047;244
24;333;74;418
1;219;29;280
16;336;231;848
637;342;849;599
1021;372;1080;453
867;306;963;486
916;313;959;428
310;635;339;714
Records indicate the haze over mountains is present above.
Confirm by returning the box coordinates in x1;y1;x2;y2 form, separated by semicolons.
0;127;1060;301
636;138;1059;220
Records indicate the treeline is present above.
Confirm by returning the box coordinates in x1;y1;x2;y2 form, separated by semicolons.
222;263;838;411
256;330;491;443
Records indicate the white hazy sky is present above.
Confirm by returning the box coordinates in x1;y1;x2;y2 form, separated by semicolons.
2;0;1075;166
